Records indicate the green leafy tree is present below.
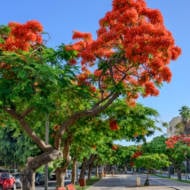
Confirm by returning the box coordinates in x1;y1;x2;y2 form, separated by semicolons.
141;135;175;177
142;135;167;154
135;153;170;185
106;100;160;143
68;100;160;182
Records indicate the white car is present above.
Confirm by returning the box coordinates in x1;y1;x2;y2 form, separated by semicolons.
12;173;22;189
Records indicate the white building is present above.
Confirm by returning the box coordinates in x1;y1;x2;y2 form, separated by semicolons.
167;116;182;137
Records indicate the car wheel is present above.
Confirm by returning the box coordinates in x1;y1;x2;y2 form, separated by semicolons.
12;183;16;190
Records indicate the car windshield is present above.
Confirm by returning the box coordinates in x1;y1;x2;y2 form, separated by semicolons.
1;173;10;179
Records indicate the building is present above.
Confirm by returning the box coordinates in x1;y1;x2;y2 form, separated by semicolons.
167;116;182;137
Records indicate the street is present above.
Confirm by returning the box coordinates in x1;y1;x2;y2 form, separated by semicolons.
35;174;190;190
87;174;190;190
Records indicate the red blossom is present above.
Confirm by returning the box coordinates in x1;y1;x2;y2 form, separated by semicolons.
131;151;143;159
112;144;118;150
109;119;119;131
66;0;181;103
0;20;43;52
166;135;190;148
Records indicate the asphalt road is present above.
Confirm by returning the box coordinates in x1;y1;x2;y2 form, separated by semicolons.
35;174;190;190
87;174;190;190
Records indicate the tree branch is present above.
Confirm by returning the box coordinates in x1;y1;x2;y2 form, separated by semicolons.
58;91;119;136
4;107;52;151
21;107;34;118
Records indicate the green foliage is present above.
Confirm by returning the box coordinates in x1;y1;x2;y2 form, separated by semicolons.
69;99;160;169
0;125;40;169
105;99;159;142
0;25;10;44
57;44;78;61
141;135;190;174
142;135;167;154
70;116;114;163
179;106;190;122
167;142;190;169
135;153;170;170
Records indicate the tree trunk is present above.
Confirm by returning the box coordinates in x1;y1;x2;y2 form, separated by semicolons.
22;149;61;190
144;173;150;186
79;157;87;180
186;159;190;173
177;169;182;180
56;168;66;187
78;158;88;187
87;154;97;180
96;166;99;177
56;134;72;188
22;167;36;190
71;158;77;184
88;163;92;180
168;166;171;178
101;166;105;177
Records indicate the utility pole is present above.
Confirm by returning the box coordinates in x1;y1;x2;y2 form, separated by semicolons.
44;115;49;190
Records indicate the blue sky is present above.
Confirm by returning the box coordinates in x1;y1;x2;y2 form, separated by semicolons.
1;1;189;133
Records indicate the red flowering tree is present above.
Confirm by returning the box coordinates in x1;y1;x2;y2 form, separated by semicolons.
165;135;190;180
66;0;181;106
166;135;190;148
0;0;181;189
53;0;181;186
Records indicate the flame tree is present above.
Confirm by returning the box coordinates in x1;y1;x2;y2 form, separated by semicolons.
0;0;181;189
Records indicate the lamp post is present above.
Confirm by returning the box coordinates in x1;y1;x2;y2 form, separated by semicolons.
44;115;49;190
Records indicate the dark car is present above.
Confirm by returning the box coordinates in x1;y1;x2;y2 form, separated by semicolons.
35;173;45;186
0;172;16;190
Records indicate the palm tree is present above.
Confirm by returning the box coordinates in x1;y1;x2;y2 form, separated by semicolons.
179;106;190;135
179;105;190;173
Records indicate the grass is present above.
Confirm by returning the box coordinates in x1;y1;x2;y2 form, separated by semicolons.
75;177;100;190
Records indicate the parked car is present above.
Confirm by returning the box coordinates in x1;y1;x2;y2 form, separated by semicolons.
126;170;134;174
0;172;16;190
49;172;56;180
35;173;45;186
12;172;22;189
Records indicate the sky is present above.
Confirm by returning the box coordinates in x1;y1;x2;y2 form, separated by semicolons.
0;1;189;137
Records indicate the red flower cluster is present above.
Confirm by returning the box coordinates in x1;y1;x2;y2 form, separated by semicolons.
66;0;181;104
109;119;119;131
112;144;118;150
166;135;190;148
53;124;61;131
131;151;142;159
76;69;97;93
0;20;43;51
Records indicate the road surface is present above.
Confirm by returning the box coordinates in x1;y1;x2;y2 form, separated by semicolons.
35;174;190;190
87;174;190;190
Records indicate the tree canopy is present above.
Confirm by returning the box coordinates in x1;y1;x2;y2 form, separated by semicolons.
0;0;181;189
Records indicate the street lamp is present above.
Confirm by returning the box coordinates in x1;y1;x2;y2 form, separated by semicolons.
44;115;49;190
